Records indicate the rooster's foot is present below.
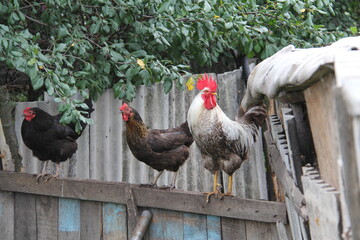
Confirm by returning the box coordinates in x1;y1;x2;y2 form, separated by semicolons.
204;191;221;203
219;192;234;200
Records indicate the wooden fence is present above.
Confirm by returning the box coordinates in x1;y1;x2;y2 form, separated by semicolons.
0;171;286;240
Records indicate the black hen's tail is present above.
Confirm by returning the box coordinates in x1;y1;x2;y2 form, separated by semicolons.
58;98;94;139
78;98;94;135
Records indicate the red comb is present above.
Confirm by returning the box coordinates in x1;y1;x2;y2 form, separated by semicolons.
23;107;31;113
196;74;217;92
120;103;129;111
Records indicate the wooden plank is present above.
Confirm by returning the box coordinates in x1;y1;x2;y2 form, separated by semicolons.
264;130;306;220
147;208;183;240
59;198;80;240
301;167;341;240
221;217;246;239
334;54;360;240
14;193;37;240
304;74;340;190
0;191;14;240
206;215;221;240
0;171;287;223
282;108;303;189
80;201;102;240
126;185;139;239
36;195;58;240
183;212;207;239
276;221;290;240
103;203;127;240
246;220;278;240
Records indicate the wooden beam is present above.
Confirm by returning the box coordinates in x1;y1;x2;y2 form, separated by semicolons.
264;129;307;220
304;73;340;190
0;171;287;223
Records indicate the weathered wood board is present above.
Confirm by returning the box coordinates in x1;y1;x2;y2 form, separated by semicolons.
304;73;340;190
14;193;37;240
301;167;341;240
0;191;14;240
36;195;58;240
0;171;287;223
80;201;102;240
58;198;81;240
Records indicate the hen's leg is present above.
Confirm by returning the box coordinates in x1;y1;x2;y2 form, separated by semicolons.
169;171;178;189
151;170;163;185
44;162;61;182
140;170;164;187
36;161;49;182
205;171;221;203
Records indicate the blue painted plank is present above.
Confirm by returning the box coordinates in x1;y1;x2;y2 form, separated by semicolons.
207;215;221;240
103;203;127;240
59;198;80;240
183;212;207;240
148;208;183;240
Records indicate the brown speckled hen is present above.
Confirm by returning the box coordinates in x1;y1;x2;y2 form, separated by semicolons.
187;74;267;202
120;103;193;188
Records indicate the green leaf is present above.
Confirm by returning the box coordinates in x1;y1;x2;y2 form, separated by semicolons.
132;50;147;58
125;66;139;80
55;43;67;52
225;22;233;29
350;26;357;35
204;1;211;12
110;50;124;61
163;79;173;94
31;76;44;90
27;58;37;66
90;22;101;34
11;51;22;57
58;27;70;39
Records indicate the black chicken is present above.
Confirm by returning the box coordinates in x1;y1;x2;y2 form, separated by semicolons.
120;103;193;188
21;99;93;181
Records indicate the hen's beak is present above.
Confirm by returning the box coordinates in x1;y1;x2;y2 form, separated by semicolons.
211;92;217;95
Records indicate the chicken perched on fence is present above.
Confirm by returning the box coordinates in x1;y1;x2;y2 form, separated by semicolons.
120;103;193;188
187;74;267;202
21;99;93;181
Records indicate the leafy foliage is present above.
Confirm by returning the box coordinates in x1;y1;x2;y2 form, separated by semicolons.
0;0;357;126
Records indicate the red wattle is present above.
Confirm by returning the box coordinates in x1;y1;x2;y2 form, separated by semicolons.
202;94;217;110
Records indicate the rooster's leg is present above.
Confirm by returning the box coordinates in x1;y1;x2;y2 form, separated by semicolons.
44;162;61;182
36;161;49;182
220;175;234;198
205;171;221;203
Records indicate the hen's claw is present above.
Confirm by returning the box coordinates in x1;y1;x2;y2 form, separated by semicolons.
36;173;50;182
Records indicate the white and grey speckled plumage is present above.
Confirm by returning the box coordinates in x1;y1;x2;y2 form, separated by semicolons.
187;88;258;176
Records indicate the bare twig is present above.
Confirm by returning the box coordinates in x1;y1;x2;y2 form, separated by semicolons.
22;12;48;26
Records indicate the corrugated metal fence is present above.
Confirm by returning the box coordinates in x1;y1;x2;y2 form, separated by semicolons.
14;68;268;199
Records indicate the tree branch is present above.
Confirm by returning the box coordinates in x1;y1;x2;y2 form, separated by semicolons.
0;86;23;172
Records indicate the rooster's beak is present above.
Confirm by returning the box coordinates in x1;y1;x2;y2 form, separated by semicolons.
211;93;217;95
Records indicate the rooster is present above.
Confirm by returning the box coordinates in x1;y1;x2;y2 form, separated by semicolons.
120;103;193;188
21;99;93;181
187;74;267;202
